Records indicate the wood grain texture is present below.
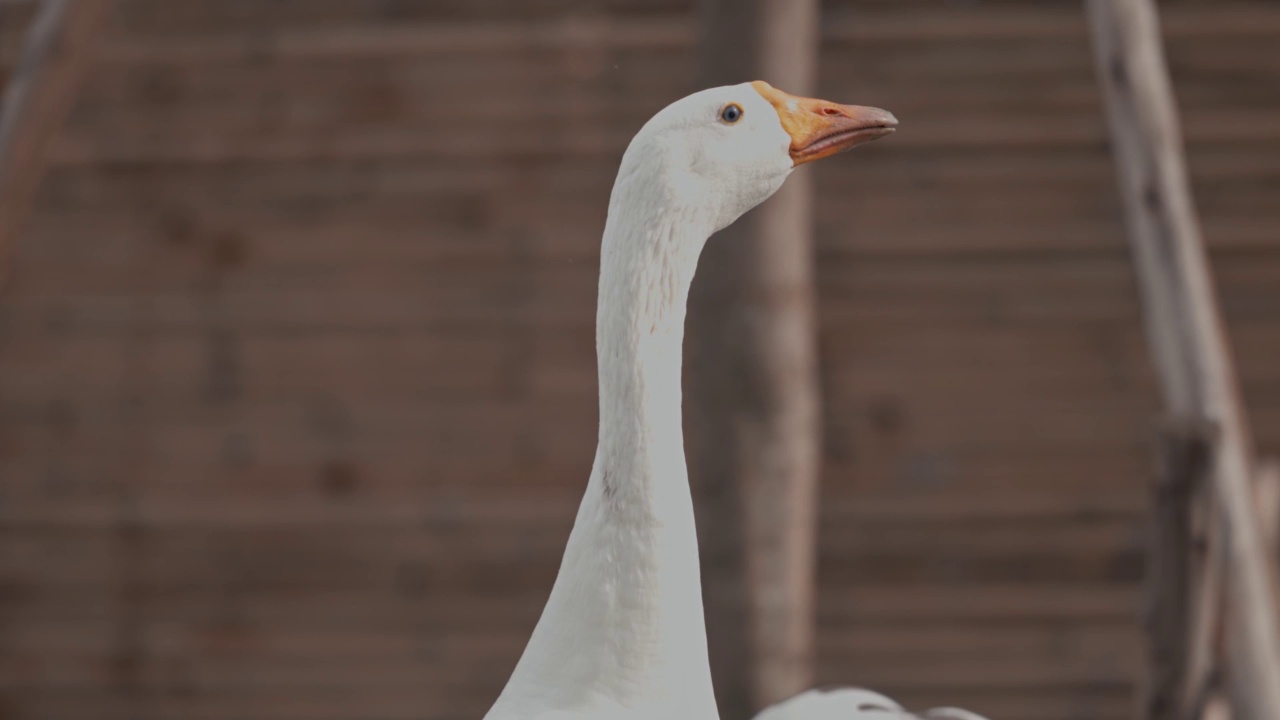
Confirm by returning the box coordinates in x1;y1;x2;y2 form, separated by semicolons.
0;0;112;281
1086;1;1280;718
691;0;822;713
0;2;1277;720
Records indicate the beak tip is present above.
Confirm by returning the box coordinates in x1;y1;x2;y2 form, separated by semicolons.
872;109;899;128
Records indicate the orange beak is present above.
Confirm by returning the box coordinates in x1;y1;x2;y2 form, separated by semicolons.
751;81;898;166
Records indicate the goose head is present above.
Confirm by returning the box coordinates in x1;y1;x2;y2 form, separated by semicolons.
615;80;897;234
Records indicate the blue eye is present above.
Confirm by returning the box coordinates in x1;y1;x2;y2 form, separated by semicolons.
720;103;744;123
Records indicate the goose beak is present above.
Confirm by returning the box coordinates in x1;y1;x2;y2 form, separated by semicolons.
751;80;898;166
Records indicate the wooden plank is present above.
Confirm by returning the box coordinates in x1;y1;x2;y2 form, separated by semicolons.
0;331;524;402
10;7;1270;68
0;478;1150;529
104;0;686;34
0;692;499;720
0;583;1141;627
0;650;1138;694
1085;1;1280;719
47;48;1280;137
7;333;1279;471
3;1;1276;45
0;348;1253;463
0;517;1144;593
0;0;113;280
816;623;1141;658
1184;473;1227;720
28;27;1277;165
816;584;1140;625
1254;460;1280;556
823;6;1280;43
17;141;1276;257
10;245;1280;339
5;229;1280;330
1144;422;1210;720
35;37;1279;125
0;692;1132;720
0;624;1139;676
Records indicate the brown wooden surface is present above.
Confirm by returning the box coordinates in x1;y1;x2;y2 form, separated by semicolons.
0;1;1278;719
1145;423;1214;720
0;0;113;281
692;0;822;714
1086;1;1280;718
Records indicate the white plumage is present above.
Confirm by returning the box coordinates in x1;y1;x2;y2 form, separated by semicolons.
484;82;986;720
755;689;992;720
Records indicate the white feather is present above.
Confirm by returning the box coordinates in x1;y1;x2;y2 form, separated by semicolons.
484;84;985;720
752;688;991;720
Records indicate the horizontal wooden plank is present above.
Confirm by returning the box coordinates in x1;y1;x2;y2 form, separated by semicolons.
0;387;1165;466
73;1;1267;43
818;584;1140;623
8;6;1267;69
0;515;1142;593
0;624;1141;696
1;619;1136;662
0;626;1143;717
815;621;1141;658
0;331;525;403
0;458;1149;523
0;691;497;720
0;0;1264;44
54;48;1279;138
0;687;1133;720
811;654;1136;693
3;347;1277;492
0;583;1139;625
17;147;1277;266
3;250;1278;336
0;648;1135;693
34;27;1279;163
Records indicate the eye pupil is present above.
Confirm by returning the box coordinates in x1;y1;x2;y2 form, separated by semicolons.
721;104;743;123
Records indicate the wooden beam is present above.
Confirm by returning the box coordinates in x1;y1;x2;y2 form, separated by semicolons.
1145;422;1211;720
1084;2;1280;719
0;0;113;279
691;0;821;715
1165;421;1230;720
1254;460;1280;558
29;7;1278;66
1182;483;1226;720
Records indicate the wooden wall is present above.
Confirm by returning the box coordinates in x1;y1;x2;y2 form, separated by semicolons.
1;1;1278;718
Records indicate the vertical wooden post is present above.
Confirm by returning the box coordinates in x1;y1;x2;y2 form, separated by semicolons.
1145;422;1210;720
691;0;822;715
1085;1;1280;719
0;0;113;280
1182;481;1226;720
1254;461;1280;557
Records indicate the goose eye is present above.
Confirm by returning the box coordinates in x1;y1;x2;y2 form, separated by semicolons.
719;103;744;124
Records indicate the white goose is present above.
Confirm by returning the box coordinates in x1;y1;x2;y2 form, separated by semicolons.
484;82;988;720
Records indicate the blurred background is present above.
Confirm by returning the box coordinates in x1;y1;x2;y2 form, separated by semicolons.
0;1;1278;719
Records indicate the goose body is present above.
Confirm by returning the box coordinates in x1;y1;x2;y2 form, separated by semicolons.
484;82;986;720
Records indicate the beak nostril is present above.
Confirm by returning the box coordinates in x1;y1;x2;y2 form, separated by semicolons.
821;106;841;116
